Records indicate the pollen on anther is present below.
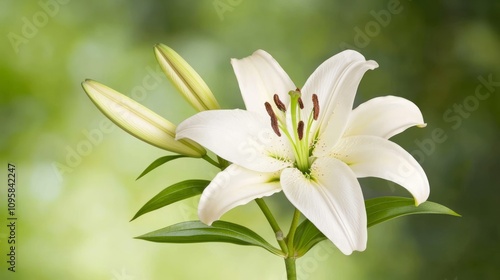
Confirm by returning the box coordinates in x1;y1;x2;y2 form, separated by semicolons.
265;102;274;116
297;121;304;140
265;102;281;137
271;120;281;137
312;94;320;120
273;94;286;112
298;97;304;109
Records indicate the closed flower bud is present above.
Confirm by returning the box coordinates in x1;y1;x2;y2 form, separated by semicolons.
154;44;220;111
82;79;206;157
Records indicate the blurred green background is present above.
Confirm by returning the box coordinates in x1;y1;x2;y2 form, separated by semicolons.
1;0;499;279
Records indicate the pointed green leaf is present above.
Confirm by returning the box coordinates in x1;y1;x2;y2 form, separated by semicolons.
293;219;327;257
131;180;209;221
136;220;285;257
136;155;187;180
366;196;460;228
293;197;460;256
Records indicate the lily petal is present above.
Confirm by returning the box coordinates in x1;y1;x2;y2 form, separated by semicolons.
198;164;281;225
176;109;294;172
281;157;367;255
231;50;296;116
344;96;427;139
332;135;430;205
301;50;378;156
82;80;205;157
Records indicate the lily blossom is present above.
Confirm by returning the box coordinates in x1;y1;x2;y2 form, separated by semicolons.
176;50;429;255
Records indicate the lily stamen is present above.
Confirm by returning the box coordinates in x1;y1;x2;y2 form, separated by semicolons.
265;102;281;137
312;94;320;120
273;94;287;112
297;121;304;140
298;97;304;109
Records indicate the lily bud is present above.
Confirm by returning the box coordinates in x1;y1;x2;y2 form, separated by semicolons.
82;79;206;157
154;43;220;111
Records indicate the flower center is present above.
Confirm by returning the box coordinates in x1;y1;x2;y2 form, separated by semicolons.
264;89;319;173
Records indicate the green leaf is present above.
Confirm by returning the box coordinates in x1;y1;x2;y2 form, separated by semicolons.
131;180;209;221
366;196;461;228
293;196;460;256
136;155;187;180
136;220;285;257
293;219;326;257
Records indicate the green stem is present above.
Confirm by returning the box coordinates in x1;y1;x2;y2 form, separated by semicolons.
204;144;298;278
255;198;289;255
283;209;301;280
216;156;229;170
256;201;301;280
202;154;221;168
284;257;296;280
286;209;301;257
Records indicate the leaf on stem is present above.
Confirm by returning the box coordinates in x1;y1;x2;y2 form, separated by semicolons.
292;218;327;257
365;196;460;227
131;180;210;221
136;220;285;257
292;196;460;256
136;155;187;180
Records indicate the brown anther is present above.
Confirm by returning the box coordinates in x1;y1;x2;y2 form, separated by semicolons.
271;119;281;137
264;102;274;117
312;94;319;120
298;97;304;109
296;87;301;92
297;121;304;140
273;94;286;112
265;102;281;137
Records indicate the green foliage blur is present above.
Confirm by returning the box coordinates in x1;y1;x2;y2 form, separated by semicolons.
1;0;499;279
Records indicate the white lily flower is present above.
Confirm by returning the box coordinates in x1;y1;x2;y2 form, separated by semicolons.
82;79;205;157
176;50;430;255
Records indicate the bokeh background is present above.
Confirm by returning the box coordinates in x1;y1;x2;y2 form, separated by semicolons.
1;0;499;279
